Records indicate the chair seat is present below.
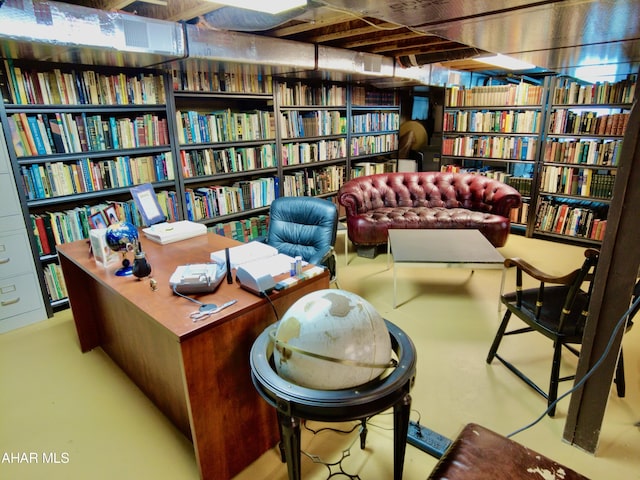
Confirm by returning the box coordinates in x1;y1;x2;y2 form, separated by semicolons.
428;423;589;480
502;285;589;341
487;248;612;416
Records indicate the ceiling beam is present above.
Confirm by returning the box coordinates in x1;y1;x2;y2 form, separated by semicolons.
267;13;355;37
103;0;167;9
340;32;438;50
117;0;219;21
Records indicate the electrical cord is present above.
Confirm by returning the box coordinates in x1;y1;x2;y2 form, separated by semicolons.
261;290;280;321
172;284;216;308
507;293;640;438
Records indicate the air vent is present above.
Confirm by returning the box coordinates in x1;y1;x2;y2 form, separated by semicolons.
122;18;150;49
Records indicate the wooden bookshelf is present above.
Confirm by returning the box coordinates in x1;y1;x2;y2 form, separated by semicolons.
442;80;548;231
0;60;178;312
533;76;635;244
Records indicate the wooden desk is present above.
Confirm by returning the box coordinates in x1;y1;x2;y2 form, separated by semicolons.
57;233;329;480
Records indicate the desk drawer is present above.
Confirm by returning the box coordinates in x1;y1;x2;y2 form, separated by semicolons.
0;273;44;320
0;231;35;277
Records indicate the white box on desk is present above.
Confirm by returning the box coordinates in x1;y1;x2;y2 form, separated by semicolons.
89;228;119;267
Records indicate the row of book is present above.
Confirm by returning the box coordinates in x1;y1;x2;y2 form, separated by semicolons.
541;166;615;199
179;145;277;178
548;109;629;136
551;76;636;105
351;112;400;134
29;193;179;256
350;160;395;177
21;153;175;200
278;82;348;107
443;109;541;134
446;83;544;107
535;200;608;240
184;177;278;221
171;65;273;94
509;201;530;224
281;139;347;165
175;109;276;144
442;135;538;160
543;138;623;166
8;111;170;158
439;164;534;196
279;110;347;138
506;176;534;196
351;86;398;106
209;215;271;243
43;263;68;302
3;60;166;106
350;133;398;157
282;165;346;197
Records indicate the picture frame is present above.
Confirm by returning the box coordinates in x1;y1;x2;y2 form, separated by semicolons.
130;183;166;227
103;205;119;225
89;211;109;230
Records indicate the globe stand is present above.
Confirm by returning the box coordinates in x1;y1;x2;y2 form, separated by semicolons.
115;257;133;276
250;319;416;480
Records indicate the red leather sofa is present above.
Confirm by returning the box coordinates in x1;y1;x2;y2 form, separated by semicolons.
338;171;522;258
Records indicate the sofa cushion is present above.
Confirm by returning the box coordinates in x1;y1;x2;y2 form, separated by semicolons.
348;206;510;247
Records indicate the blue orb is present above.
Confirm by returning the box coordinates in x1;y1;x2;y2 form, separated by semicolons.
105;222;139;253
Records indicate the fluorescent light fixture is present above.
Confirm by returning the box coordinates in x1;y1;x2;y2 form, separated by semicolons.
206;0;307;15
473;54;536;71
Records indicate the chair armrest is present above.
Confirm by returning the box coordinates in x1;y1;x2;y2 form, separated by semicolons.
504;257;580;285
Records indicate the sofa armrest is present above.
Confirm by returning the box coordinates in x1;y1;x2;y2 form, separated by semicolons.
338;185;366;217
488;186;522;217
465;174;522;217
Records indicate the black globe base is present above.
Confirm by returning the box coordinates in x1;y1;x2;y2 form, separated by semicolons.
115;259;133;277
250;319;416;480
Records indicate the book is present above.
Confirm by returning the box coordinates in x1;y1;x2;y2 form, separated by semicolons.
6;116;27;156
49;114;69;153
0;62;13;103
26;115;48;155
34;215;51;255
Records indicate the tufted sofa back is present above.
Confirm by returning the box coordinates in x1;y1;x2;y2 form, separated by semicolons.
338;172;521;218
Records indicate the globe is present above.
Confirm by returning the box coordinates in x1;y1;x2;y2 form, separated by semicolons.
272;289;392;390
105;221;139;253
105;222;139;276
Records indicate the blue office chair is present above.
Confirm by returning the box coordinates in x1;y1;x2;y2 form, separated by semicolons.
266;196;339;285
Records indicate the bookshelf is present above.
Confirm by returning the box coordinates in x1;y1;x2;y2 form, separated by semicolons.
442;81;548;231
349;85;400;177
172;67;279;224
533;76;635;244
276;79;349;197
0;60;178;313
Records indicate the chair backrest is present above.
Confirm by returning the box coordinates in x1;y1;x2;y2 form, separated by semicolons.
559;248;599;330
267;196;338;266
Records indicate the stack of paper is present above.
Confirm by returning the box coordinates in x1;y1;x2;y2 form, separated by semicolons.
142;220;207;245
210;241;280;269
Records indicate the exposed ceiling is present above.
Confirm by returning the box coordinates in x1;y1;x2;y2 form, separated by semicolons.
5;0;640;83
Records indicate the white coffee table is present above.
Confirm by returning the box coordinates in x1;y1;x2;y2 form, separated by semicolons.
387;229;505;308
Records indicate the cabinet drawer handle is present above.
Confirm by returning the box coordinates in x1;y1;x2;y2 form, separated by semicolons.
1;297;20;306
0;257;10;264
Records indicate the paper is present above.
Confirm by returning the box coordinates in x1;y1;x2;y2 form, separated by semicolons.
142;220;207;245
239;253;300;277
210;241;279;269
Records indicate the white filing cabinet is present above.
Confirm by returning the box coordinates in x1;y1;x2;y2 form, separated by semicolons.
0;124;48;333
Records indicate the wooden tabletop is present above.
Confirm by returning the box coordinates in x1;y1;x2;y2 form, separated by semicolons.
57;232;323;341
